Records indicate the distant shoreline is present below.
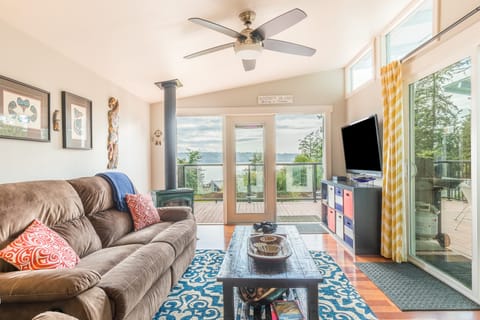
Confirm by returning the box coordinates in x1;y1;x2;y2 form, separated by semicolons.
177;151;299;164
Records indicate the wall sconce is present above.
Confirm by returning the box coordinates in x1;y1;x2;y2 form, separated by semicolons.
52;110;60;131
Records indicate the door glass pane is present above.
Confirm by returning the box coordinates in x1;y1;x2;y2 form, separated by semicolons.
410;58;472;288
235;124;264;214
275;114;324;221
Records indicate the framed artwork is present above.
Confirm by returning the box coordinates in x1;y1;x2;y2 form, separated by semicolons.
62;91;92;149
0;75;50;142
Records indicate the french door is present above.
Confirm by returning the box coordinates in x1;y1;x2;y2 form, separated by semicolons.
224;115;276;224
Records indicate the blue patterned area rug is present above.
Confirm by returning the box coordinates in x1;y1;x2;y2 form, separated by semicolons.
153;249;376;319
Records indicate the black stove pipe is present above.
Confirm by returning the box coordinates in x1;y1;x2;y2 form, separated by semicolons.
155;79;182;190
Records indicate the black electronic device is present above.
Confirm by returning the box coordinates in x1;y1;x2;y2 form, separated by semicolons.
341;114;382;177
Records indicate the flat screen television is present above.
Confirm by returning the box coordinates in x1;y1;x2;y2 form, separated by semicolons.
341;114;382;177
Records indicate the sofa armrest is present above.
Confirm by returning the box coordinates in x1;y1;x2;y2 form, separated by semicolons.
157;206;193;221
0;268;101;303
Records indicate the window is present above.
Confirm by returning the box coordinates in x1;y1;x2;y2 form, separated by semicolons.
349;47;373;92
385;0;433;63
176;116;223;195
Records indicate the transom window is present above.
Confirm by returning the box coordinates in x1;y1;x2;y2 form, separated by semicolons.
385;0;433;63
349;47;373;92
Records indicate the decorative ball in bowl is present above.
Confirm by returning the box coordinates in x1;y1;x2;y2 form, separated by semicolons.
259;235;277;243
254;242;281;256
248;234;291;261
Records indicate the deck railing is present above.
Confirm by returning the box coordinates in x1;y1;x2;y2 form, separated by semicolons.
433;159;471;201
177;162;323;202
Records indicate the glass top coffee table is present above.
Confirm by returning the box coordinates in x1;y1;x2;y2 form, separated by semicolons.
217;225;322;319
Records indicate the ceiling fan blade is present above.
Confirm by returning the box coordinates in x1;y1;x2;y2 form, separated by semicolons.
252;8;307;40
189;17;245;39
263;39;316;56
184;42;234;59
242;59;256;71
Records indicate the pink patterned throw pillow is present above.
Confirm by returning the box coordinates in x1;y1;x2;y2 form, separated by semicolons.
125;193;161;231
0;219;79;270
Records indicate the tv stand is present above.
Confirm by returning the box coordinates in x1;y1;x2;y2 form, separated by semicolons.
321;180;382;255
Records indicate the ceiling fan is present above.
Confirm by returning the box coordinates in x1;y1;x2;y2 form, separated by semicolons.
184;8;316;71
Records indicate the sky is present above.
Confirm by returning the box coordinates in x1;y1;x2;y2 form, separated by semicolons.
177;114;324;155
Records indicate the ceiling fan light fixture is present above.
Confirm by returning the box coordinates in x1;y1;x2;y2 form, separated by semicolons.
234;42;262;60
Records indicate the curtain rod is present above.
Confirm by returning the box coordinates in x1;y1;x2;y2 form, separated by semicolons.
401;5;480;62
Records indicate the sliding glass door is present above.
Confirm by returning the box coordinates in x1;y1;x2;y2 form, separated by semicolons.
409;58;473;288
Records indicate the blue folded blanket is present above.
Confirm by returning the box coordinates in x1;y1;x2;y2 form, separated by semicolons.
96;172;136;212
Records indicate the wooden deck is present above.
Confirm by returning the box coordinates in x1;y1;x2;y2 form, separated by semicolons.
194;200;322;224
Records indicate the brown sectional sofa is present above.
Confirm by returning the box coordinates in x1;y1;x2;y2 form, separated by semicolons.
0;176;197;320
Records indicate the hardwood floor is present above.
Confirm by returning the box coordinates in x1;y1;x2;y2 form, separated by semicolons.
196;225;480;320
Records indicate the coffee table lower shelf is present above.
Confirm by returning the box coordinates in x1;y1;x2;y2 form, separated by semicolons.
222;279;319;319
233;287;309;320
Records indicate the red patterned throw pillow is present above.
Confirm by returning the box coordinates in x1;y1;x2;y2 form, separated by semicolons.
125;193;161;231
0;219;79;270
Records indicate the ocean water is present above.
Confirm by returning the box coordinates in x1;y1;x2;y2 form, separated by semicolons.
177;152;298;164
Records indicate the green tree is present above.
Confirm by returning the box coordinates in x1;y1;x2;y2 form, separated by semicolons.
460;113;471;160
177;149;204;191
293;154;311;163
295;115;324;189
178;150;201;164
297;115;324;162
276;167;286;192
413;58;471;162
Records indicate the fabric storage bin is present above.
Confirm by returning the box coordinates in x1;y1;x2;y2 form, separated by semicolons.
327;207;336;232
335;187;343;212
343;190;354;219
344;234;354;248
327;185;335;208
344;217;354;249
335;212;344;239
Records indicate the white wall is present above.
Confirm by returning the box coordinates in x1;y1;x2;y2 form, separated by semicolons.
439;0;480;30
150;70;346;188
0;20;151;192
345;80;383;124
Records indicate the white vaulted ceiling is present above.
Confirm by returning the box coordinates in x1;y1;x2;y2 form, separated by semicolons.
0;0;412;102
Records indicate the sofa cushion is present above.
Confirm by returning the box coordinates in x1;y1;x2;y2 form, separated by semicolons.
68;177;114;215
0;219;79;271
98;242;175;319
111;222;173;247
0;268;100;303
151;218;197;257
0;180;84;272
125;193;161;231
52;216;102;258
76;244;142;276
88;209;133;247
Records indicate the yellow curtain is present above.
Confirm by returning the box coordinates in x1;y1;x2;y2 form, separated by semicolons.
380;61;406;263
